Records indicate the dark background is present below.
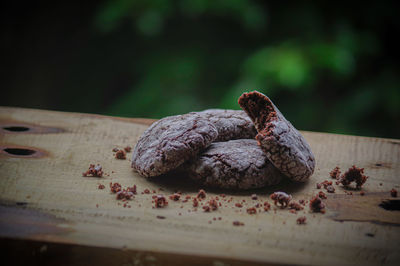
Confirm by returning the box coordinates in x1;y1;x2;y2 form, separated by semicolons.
2;1;399;138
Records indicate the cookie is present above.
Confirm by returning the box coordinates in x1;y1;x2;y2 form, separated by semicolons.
196;109;257;141
238;91;315;182
183;139;283;189
131;113;218;177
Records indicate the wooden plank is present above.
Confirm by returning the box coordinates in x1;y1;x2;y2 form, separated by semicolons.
0;106;399;266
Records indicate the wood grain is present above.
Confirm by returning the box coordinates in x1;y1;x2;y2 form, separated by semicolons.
0;106;399;266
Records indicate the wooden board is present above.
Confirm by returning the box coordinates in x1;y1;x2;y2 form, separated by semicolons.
0;106;399;266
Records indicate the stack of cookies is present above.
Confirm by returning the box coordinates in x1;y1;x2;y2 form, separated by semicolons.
131;91;315;190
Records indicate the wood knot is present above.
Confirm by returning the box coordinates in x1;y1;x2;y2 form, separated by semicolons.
0;145;49;158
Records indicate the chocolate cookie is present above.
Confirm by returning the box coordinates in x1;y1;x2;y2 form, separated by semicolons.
238;91;315;182
131;113;218;177
196;109;257;141
184;139;283;189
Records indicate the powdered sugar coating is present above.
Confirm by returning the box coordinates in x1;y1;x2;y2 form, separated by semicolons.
239;91;315;182
196;109;257;141
184;139;283;189
131;113;218;177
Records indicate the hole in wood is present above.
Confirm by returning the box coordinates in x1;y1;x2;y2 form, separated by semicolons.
3;148;36;156
379;199;400;211
2;126;30;132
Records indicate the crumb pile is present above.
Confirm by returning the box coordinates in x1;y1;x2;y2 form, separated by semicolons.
336;165;368;189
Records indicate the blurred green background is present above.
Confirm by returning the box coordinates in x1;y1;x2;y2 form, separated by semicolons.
2;1;399;138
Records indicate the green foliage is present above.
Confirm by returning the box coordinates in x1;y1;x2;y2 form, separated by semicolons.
91;0;399;138
5;1;397;139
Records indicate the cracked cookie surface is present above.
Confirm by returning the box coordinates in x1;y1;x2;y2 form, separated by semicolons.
132;113;218;177
238;91;315;182
184;139;283;189
196;109;257;141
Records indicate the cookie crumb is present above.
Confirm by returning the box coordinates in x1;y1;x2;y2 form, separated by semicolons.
193;198;199;207
326;185;335;193
115;149;126;159
263;201;271;211
251;194;258;200
330;166;341;179
112;147;119;152
169;193;181;201
337;165;368;189
127;185;137;194
82;164;103;177
270;192;292;208
360;191;365;196
124;146;132;152
321;180;333;188
390;188;398;197
235;203;243;208
318;191;327;199
296;216;307;225
204;198;218;211
98;184;105;190
116;191;134;200
155;195;168;208
288;201;304;211
197;189;206;199
209;199;218;211
233;221;244;226
246;207;257;214
203;205;211;212
110;182;122;193
309;195;326;213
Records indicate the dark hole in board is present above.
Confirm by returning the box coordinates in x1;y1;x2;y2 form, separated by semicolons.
2;126;30;132
375;163;382;167
365;233;375;237
379;200;400;211
4;148;36;156
16;202;28;206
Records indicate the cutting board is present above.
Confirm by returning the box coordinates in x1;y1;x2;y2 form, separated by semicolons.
0;107;399;266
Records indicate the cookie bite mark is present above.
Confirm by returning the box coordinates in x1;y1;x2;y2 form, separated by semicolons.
238;91;277;131
238;91;315;182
